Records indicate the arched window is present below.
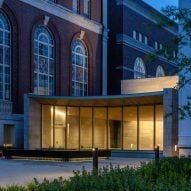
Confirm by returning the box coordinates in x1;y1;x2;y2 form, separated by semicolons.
72;39;88;96
0;11;11;100
34;26;54;95
73;0;80;13
156;65;165;77
134;57;146;79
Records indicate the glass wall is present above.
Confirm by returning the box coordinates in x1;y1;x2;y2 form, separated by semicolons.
155;105;163;150
80;107;92;149
54;106;66;148
123;107;137;150
108;108;122;149
94;108;107;149
139;106;154;150
67;107;79;149
42;105;53;148
41;104;163;151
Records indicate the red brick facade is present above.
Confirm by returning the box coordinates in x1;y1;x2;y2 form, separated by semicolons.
2;0;102;113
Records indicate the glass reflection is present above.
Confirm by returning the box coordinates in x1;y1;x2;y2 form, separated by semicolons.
80;107;92;149
123;107;137;150
139;106;154;150
41;105;164;151
67;107;79;149
94;108;107;149
54;106;66;148
42;105;53;148
155;105;163;150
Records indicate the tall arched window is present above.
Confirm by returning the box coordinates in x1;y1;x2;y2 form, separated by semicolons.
134;57;146;79
0;11;11;100
34;26;54;95
73;0;80;13
156;65;165;77
72;39;88;96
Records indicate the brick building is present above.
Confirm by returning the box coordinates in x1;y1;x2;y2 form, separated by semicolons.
107;0;177;94
0;0;178;156
0;0;103;148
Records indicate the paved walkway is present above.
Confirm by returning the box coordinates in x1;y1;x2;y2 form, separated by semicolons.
0;157;151;187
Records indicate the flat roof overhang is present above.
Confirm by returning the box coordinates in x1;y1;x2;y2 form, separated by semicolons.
26;91;164;107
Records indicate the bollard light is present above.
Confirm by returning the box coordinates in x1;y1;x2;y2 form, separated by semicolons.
155;145;160;165
92;148;98;172
175;145;177;151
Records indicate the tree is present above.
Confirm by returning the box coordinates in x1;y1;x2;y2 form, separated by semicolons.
151;5;191;119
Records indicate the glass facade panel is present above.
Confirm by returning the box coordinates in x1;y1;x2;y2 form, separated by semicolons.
41;105;164;151
108;108;122;149
155;105;163;150
42;105;53;148
139;106;154;150
80;107;92;149
54;106;66;148
123;107;137;150
94;108;107;149
67;107;79;149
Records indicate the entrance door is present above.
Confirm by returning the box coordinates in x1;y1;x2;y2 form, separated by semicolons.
4;125;14;147
109;120;121;148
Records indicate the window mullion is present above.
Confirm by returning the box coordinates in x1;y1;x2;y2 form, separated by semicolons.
82;56;85;96
3;31;5;100
37;41;40;94
47;45;50;95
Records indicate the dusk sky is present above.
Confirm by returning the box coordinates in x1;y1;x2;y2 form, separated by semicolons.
143;0;178;11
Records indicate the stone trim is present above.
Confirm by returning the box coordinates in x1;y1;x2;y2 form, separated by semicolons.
116;34;177;66
19;0;102;34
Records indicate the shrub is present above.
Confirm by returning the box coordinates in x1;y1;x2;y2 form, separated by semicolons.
1;157;191;191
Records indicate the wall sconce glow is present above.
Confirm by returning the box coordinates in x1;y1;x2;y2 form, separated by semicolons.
155;144;160;149
130;144;133;149
67;123;70;137
175;145;177;151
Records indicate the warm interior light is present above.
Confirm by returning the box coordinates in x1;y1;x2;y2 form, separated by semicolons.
67;123;70;137
130;144;133;149
175;145;177;151
55;110;66;117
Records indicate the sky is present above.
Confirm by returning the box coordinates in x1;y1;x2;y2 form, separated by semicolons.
143;0;178;11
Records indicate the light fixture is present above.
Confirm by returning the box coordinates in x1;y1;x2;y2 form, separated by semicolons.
67;123;70;137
